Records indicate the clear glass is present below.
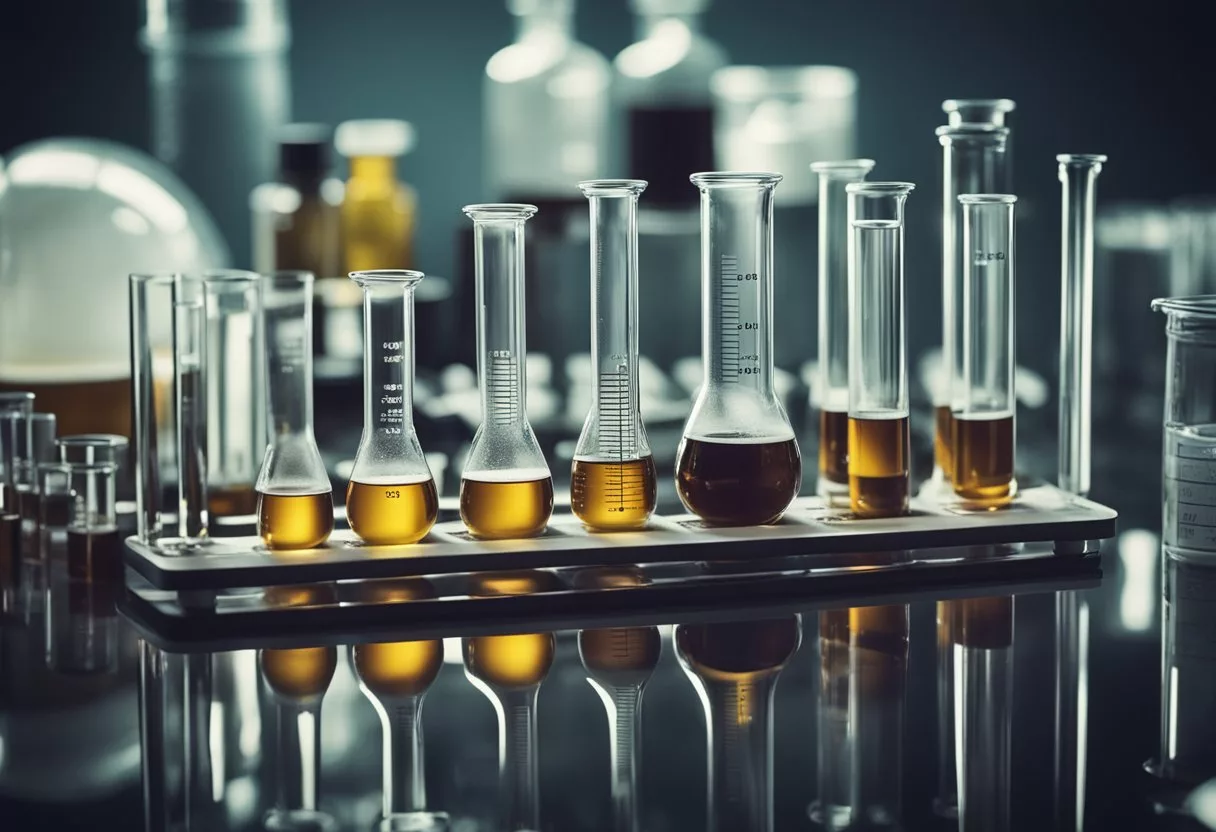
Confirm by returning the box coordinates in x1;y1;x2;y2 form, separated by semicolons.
336;120;419;273
934;126;1010;487
255;271;334;550
674;616;801;832
811;609;852;830
1058;154;1107;497
15;412;57;523
571;180;656;530
676;172;801;526
0;392;34;490
459;205;554;540
1158;550;1216;784
812;160;875;504
0;393;33;614
955;195;1017;508
943;98;1016;127
933;601;958;820
847;182;914;518
484;0;610;201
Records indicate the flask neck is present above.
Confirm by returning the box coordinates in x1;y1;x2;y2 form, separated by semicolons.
472;219;531;429
586;192;643;425
360;284;419;447
265;287;317;438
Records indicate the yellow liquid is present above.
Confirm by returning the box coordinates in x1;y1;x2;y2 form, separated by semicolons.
847;416;910;518
342;156;416;272
934;405;954;483
208;484;258;517
464;632;556;689
260;646;338;700
345;478;438;545
570;456;657;530
952;414;1015;508
353;639;444;698
459;474;554;540
256;491;334;550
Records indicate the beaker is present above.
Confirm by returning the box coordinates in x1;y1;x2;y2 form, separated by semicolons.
847;182;915;518
676;172;801;526
675;615;801;832
255;271;334;550
345;270;438;546
459;205;554;540
934;126;1009;489
571;180;657;531
954;195;1017;508
812;160;876;505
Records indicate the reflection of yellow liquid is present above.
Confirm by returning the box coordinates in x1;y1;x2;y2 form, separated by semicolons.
345;478;438;545
459;475;554;539
579;626;661;675
260;646;338;700
257;491;334;550
465;633;555;689
570;457;657;531
354;640;443;698
208;484;259;517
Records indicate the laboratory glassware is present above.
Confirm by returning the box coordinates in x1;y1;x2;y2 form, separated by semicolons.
1169;196;1216;297
345;270;438;546
811;609;851;829
485;0;610;203
1058;155;1107;497
350;579;448;830
0;138;228;437
812;160;876;505
615;0;727;207
954;195;1017;508
13;412;57;522
675;616;801;832
459;205;554;540
571;180;656;530
847;182;915;518
255;271;334;550
336;120;419;272
0;393;33;615
676;172;801;526
933;602;958;819
463;572;557;832
943;99;1015;128
934;126;1010;488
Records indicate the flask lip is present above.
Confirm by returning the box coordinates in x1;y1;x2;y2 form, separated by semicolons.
935;124;1010;142
846;181;915;196
1057;153;1108;167
958;193;1017;205
690;171;783;189
462;203;538;221
348;269;425;287
1152;295;1216;319
578;179;648;196
810;159;876;177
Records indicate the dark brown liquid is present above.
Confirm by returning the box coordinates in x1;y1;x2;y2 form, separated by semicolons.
818;409;849;485
579;626;662;676
946;596;1013;649
627;105;715;207
934;405;954;482
66;529;123;615
208;484;259;517
675;616;801;682
675;437;801;526
952;415;1015;507
847;416;910;518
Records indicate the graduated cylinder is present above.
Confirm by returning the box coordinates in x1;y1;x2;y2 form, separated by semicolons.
954;196;1017;507
847;182;914;518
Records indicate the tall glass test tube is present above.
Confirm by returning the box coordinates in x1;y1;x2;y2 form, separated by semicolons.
677;172;801;526
954;195;1017;508
460;205;554;540
571;180;657;531
847;182;914;518
812;160;876;505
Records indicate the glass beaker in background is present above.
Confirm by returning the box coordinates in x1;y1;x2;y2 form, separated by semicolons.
141;0;291;269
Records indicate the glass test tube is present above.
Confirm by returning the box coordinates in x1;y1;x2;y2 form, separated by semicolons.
847;182;915;518
0;393;33;614
811;160;876;505
1057;155;1107;497
935;126;1009;488
459;205;554;540
15;412;57;523
954;195;1018;508
345;270;438;546
255;272;334;550
812;609;853;829
571;180;657;531
850;605;909;829
677;172;801;526
173;276;208;543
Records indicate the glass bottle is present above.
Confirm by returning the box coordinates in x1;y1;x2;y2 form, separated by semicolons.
459;205;554;539
571;180;656;530
255;272;334;550
676;172;800;526
336;120;418;272
345;270;438;546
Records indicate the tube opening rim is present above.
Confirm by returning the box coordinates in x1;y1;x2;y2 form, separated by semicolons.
690;171;784;188
1057;153;1108;166
578;178;648;196
958;194;1018;205
348;269;426;287
846;181;916;196
1152;295;1216;318
810;159;876;176
462;203;538;221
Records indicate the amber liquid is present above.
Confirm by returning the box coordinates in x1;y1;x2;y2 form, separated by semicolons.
464;632;556;690
570;456;657;531
947;596;1014;649
676;617;802;682
951;414;1015;508
0;377;131;437
579;626;662;677
345;478;439;546
847;416;910;518
66;528;123;614
934;405;954;483
208;484;259;518
818;409;849;486
459;474;554;540
260;646;338;700
353;639;443;698
256;491;334;550
675;437;802;526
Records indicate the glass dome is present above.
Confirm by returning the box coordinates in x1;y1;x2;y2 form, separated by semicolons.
0;137;228;435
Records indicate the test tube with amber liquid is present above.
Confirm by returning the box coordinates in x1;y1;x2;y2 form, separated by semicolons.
847;183;915;518
953;195;1017;508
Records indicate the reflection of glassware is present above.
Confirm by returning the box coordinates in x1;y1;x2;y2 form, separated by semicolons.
933;602;958;819
255;272;334;550
571;180;656;530
459;205;554;539
813;609;851;829
0;393;33;615
14;412;56;522
350;579;448;831
812;160;875;506
676;616;801;831
676;172;801;526
954;195;1017;508
345;271;438;546
0;138;228;437
847;183;914;518
463;572;557;832
336;120;418;273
